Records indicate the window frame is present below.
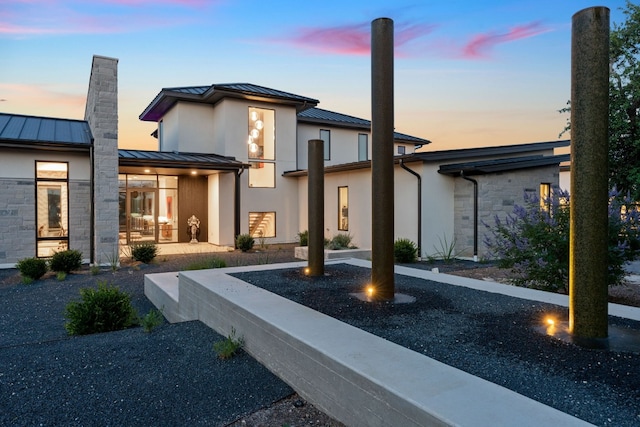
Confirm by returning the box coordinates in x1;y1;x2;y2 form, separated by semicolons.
338;186;349;231
358;133;368;161
248;161;276;188
35;161;70;258
249;211;276;238
248;107;276;161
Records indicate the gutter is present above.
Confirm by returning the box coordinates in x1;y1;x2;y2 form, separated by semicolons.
399;159;422;259
460;171;478;261
234;166;247;248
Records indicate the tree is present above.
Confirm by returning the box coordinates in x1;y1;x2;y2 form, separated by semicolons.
560;2;640;199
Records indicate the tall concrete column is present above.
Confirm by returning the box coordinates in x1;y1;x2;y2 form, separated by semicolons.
85;55;119;265
371;17;395;300
569;7;610;339
308;139;324;276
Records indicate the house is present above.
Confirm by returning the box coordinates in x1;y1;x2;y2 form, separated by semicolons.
0;55;569;268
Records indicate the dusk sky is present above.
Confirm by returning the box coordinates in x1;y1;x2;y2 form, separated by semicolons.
0;0;628;151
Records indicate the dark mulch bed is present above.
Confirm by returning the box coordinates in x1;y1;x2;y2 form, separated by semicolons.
232;264;640;427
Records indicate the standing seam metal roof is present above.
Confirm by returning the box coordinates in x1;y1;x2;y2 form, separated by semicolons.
0;113;92;145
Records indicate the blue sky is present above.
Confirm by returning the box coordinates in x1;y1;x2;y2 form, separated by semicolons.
0;0;628;150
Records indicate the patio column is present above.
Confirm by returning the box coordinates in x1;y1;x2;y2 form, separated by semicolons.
308;139;324;276
569;6;610;340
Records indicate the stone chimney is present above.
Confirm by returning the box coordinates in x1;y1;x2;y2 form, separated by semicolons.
85;55;119;265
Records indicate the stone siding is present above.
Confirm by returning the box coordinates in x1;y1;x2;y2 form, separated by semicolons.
69;180;92;261
85;55;119;264
454;165;560;258
0;179;36;265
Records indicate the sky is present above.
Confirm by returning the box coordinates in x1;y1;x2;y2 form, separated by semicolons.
0;0;629;151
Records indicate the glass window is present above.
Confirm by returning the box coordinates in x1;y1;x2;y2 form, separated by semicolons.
249;212;276;238
248;162;275;188
540;183;551;211
358;134;368;161
36;161;69;257
320;129;331;160
248;107;275;160
397;145;406;155
338;186;349;231
158;120;164;151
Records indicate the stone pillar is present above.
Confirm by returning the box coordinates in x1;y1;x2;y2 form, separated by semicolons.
569;7;610;339
308;139;325;276
85;55;119;265
371;18;395;300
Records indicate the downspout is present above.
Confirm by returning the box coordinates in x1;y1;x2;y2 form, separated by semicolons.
399;159;422;259
460;171;478;261
89;141;95;265
234;167;246;249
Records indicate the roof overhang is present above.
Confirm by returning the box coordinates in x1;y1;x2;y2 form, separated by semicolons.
119;149;249;176
0;140;92;152
438;154;571;176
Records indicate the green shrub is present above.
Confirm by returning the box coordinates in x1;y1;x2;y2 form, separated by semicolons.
184;257;227;271
297;230;309;246
327;233;355;250
49;249;82;273
131;241;158;264
64;280;138;335
141;308;164;333
394;238;418;263
213;328;243;359
16;257;48;280
484;189;640;292
56;271;67;281
236;234;255;252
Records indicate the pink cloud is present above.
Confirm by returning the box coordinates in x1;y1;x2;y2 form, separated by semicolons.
461;22;548;59
281;21;435;56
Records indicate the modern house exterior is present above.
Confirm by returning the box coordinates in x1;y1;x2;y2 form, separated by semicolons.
0;55;569;268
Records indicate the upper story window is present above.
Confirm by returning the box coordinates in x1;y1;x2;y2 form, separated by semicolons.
320;129;331;160
397;145;406;155
248;107;275;160
358;134;368;161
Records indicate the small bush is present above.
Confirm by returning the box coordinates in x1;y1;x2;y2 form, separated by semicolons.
298;230;309;246
141;308;164;333
131;242;158;264
394;238;418;263
213;328;243;359
49;249;82;273
236;234;255;252
184;257;227;271
16;257;48;280
64;280;138;335
327;233;355;250
56;271;67;281
90;265;101;275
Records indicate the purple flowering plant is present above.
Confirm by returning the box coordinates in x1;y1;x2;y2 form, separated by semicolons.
483;189;639;292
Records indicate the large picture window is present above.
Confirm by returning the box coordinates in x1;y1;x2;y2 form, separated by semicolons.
338;186;349;231
248;162;275;188
248;107;275;160
249;211;276;238
36;161;69;257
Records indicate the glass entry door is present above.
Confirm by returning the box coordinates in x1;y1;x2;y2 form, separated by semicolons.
126;189;157;243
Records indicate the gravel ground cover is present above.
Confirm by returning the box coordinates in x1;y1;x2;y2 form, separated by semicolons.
0;259;297;427
232;263;640;427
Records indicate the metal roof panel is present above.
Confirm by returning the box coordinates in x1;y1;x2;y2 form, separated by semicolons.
0;113;92;145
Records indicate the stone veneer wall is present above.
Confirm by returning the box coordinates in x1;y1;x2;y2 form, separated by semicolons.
454;165;560;258
85;55;119;265
69;180;92;261
0;179;36;265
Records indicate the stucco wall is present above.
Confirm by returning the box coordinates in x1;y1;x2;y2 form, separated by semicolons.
453;165;560;259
